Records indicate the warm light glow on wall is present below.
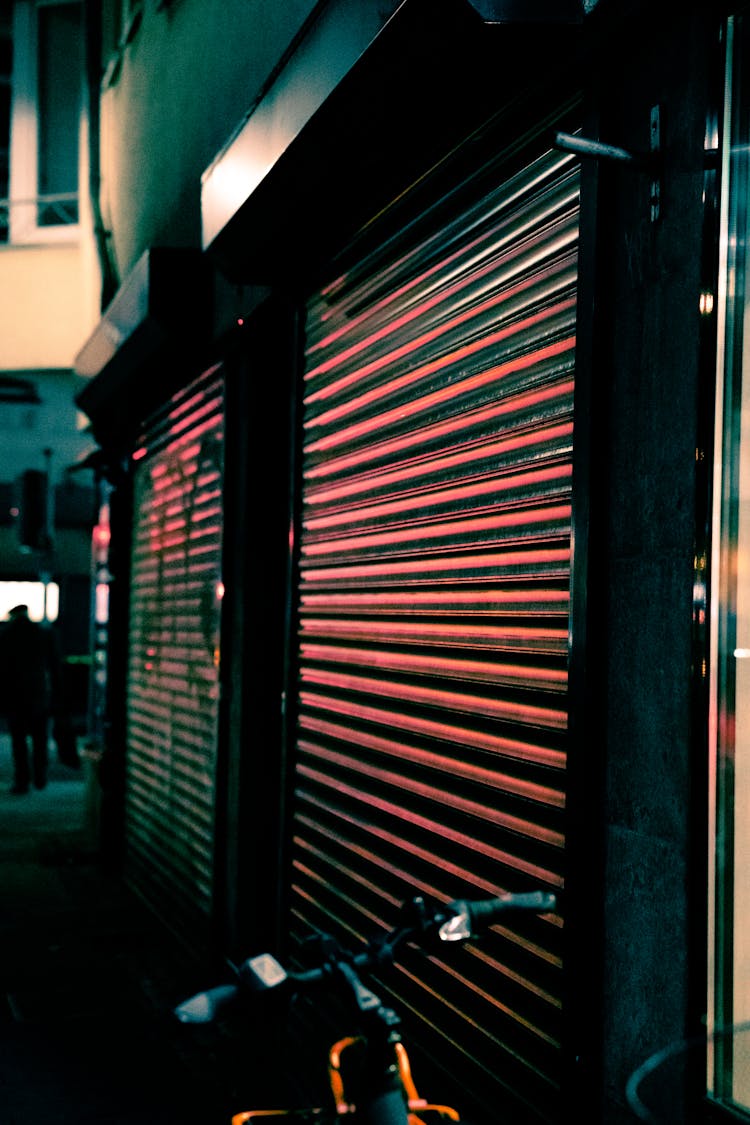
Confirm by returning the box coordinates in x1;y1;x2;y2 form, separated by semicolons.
95;582;109;625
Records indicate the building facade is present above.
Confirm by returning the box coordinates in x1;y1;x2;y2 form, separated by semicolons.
0;0;100;715
70;0;748;1121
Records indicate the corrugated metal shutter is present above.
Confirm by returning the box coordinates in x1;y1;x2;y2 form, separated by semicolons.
125;365;225;944
291;130;579;1122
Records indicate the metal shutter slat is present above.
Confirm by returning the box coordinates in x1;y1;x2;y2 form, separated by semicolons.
125;366;224;945
291;129;578;1123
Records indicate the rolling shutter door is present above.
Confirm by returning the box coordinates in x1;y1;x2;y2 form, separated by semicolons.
125;366;225;944
291;131;579;1123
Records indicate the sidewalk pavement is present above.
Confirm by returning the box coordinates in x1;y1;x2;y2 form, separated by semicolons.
0;732;255;1124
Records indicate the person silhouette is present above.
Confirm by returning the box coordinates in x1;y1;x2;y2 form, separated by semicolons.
0;604;62;794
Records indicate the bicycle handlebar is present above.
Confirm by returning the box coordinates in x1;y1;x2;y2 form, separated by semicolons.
175;890;556;1026
441;890;556;941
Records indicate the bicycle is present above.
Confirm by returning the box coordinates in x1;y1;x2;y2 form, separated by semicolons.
175;889;557;1125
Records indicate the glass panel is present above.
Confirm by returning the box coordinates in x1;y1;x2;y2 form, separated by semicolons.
0;1;12;242
36;2;82;227
711;12;750;1115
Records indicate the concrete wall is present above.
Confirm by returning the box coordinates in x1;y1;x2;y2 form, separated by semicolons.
0;242;99;370
99;0;318;283
591;5;714;1119
0;369;94;483
0;367;97;582
0;8;101;590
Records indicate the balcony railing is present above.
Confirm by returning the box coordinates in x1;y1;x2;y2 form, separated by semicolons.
0;192;80;240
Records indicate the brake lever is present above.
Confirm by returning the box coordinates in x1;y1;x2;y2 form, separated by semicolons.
438;909;471;943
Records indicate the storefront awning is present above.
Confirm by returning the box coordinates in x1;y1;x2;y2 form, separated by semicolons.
74;247;211;447
200;0;588;284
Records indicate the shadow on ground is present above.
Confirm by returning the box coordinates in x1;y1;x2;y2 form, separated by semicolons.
0;737;261;1124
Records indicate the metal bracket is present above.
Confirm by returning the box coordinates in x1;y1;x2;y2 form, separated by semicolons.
554;104;662;222
648;104;661;222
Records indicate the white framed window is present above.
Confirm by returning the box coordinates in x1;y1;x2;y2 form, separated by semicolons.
5;0;84;244
0;4;11;239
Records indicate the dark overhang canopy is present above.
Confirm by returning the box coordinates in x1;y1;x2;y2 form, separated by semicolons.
201;0;593;285
74;247;211;448
466;0;595;21
74;0;601;451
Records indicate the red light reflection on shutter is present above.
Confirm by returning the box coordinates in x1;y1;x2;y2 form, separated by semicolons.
306;436;573;509
306;291;576;418
292;812;562;918
304;465;572;532
300;546;570;584
298;692;564;768
300;668;567;730
467;942;562;1003
301;504;571;558
305;272;577;396
309;192;577;356
299;618;567;653
299;736;564;808
300;588;568;611
299;643;567;689
296;756;559;846
306;383;574;482
295;765;561;885
397;957;560;1040
304;334;575;446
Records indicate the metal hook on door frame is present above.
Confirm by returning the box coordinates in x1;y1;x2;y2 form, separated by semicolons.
554;104;662;222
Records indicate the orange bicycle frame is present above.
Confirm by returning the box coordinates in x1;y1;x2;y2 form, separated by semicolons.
231;1036;459;1123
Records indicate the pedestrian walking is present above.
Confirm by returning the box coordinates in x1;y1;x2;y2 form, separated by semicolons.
0;604;62;794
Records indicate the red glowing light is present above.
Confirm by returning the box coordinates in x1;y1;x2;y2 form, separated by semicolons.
92;524;111;549
215;581;225;600
132;446;148;461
